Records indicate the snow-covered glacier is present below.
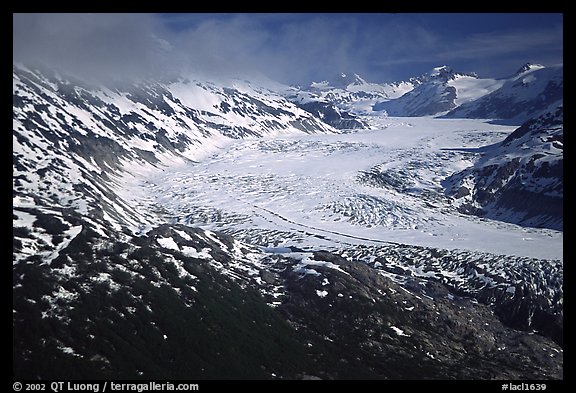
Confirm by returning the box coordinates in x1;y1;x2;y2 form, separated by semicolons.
130;116;562;260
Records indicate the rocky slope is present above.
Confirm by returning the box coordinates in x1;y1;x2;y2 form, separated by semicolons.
292;100;369;129
13;224;563;379
443;106;563;231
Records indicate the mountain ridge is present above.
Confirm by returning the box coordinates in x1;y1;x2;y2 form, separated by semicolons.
302;64;562;124
444;64;563;124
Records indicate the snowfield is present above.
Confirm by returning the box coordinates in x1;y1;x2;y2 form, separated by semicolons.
124;116;562;261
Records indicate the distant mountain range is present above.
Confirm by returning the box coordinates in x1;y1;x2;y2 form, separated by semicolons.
300;63;562;125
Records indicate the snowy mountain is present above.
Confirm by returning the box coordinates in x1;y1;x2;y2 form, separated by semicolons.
304;72;418;115
445;64;563;124
443;105;563;230
13;64;563;379
12;63;337;234
313;64;562;124
373;66;503;116
374;79;458;116
323;72;369;88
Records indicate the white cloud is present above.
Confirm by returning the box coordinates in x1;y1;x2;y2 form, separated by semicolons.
13;13;169;81
13;13;563;84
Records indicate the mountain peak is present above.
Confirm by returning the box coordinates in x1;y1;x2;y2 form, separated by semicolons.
429;65;453;77
428;65;477;81
514;63;545;76
331;72;367;87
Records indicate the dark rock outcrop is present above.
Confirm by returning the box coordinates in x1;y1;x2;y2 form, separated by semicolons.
295;101;368;129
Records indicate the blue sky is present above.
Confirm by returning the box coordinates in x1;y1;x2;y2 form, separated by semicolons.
13;13;563;84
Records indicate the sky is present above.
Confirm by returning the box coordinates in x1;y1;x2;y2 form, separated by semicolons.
13;13;563;85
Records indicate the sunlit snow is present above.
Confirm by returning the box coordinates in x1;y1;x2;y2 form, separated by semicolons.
125;116;561;261
390;326;410;337
157;236;180;251
316;290;328;298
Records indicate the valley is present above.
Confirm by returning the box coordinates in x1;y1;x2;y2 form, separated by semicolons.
13;60;563;380
127;116;562;261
